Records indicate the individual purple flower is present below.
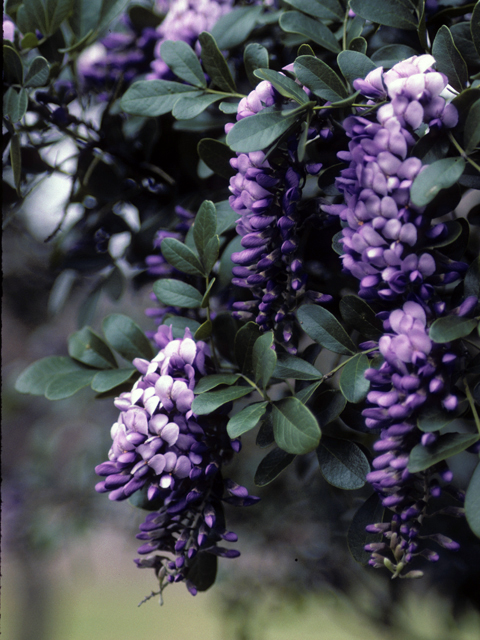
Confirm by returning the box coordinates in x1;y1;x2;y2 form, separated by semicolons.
227;81;331;351
325;55;460;304
95;325;258;594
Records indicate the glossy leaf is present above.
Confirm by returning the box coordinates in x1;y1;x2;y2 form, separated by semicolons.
226;108;302;153
339;295;383;340
279;11;341;53
410;157;466;207
350;0;419;30
68;327;117;369
432;25;468;93
254;447;296;486
191;385;253;414
234;322;262;375
340;354;370;404
294;55;347;102
91;367;137;392
120;80;201;117
227;401;269;438
198;31;236;93
337;50;376;86
160;40;206;88
348;492;384;565
45;370;97;400
153;279;203;309
317;436;370;489
161;237;205;276
15;356;85;396
210;5;262;50
102;314;155;361
408;432;480;473
244;42;269;87
429;315;477;343
252;331;277;389
465;461;480;539
272;397;321;454
297;305;356;355
273;353;322;380
194;373;242;393
254;68;310;104
464;98;480;154
197;139;235;180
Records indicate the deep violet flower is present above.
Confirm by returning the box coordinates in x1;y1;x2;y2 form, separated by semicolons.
226;81;331;351
95;325;258;594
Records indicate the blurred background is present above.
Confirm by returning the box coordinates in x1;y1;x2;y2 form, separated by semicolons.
3;165;480;640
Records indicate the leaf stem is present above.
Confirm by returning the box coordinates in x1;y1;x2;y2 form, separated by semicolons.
321;347;377;382
465;379;480;435
206;88;245;99
448;131;480;173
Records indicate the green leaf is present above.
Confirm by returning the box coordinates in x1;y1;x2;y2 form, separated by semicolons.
234;322;262;375
153;279;203;309
9;131;22;193
346;15;366;46
417;399;469;432
162;316;201;339
16;0;47;36
45;369;97;400
191;386;253;415
161;237;205;276
70;0;129;39
272;397;321;454
186;551;217;592
4;89;27;125
410;157;466;207
349;0;419;30
218;101;240;114
23;55;50;87
429;315;477;343
254;447;296;486
465;461;480;539
315;389;346;427
295;380;322;404
317;436;370;489
227;401;269;438
244;42;269;88
197;139;235;180
20;32;40;49
465;256;480;300
102;313;155;361
408;432;480;473
3;45;24;84
194;373;242;393
198;31;236;93
337;50;376;86
283;0;343;21
201;275;217;307
194;200;217;261
339;295;383;340
256;412;275;447
15;356;84;395
254;68;310;104
226;108;303;153
339;353;370;404
349;37;368;54
120;80;201;117
432;25;468;93
252;331;277;389
273;353;322;380
45;0;74;35
218;235;242;288
193;319;212;341
297;305;356;355
370;44;419;69
172;93;221;120
68;327;117;369
293;55;347;102
464;98;480;154
210;5;262;50
472;1;480;58
91;367;136;392
160;40;206;88
348;493;384;565
279;11;341;53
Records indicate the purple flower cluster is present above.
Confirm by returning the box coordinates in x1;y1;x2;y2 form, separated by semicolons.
148;0;234;79
361;301;471;575
95;325;258;593
226;81;330;351
325;55;460;303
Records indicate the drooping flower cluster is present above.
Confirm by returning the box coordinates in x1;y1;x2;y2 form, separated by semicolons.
226;81;330;351
325;55;460;303
149;0;234;79
95;325;258;593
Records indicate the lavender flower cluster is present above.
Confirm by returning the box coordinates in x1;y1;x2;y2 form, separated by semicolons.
95;325;258;593
226;81;330;351
324;55;474;575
